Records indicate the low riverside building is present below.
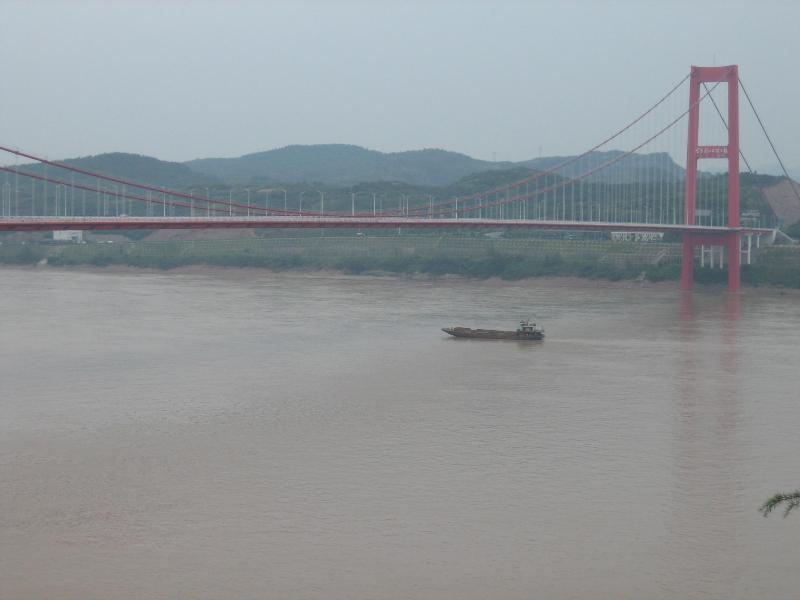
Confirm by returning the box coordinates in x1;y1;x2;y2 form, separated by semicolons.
610;231;664;242
52;230;83;243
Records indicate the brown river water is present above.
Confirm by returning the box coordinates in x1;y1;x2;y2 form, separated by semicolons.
1;267;798;599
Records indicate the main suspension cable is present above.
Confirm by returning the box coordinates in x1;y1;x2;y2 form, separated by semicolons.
738;76;800;206
449;79;724;217
405;73;691;214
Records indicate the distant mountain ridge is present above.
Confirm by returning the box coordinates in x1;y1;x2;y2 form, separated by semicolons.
521;151;685;183
12;145;690;189
185;144;512;187
15;152;220;189
184;144;689;186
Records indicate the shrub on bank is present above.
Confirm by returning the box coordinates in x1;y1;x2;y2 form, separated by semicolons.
0;245;43;265
14;238;800;289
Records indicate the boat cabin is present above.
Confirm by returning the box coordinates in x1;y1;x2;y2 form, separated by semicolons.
517;319;539;334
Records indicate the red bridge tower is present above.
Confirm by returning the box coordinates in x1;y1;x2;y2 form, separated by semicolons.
681;65;741;291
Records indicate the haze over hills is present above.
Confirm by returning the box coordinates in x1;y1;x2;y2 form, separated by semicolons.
9;144;789;192
16;152;221;189
522;151;685;183
185;144;512;187
11;144;691;189
187;145;687;186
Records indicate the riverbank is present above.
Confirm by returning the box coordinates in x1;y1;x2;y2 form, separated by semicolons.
1;235;798;288
6;262;800;298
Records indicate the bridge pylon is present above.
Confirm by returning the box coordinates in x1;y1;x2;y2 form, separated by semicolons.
681;65;741;291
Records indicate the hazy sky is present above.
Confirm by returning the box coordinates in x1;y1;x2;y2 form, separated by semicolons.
1;0;797;171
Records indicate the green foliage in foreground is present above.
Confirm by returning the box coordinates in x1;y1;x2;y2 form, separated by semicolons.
39;245;666;282
0;245;44;265
2;239;800;288
760;491;800;517
39;250;799;287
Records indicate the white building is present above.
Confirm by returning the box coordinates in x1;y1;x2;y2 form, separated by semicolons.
610;231;664;242
52;230;83;243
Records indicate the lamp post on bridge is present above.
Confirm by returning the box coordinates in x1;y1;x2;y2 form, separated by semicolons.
188;188;200;217
2;183;10;217
269;188;288;213
259;189;288;216
107;184;119;217
396;193;407;235
258;189;270;216
351;191;377;216
299;190;324;216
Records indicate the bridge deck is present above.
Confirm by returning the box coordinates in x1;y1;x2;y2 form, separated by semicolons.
0;216;774;236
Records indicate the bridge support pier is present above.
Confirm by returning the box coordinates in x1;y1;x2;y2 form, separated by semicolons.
680;234;694;291
727;232;740;292
680;232;741;292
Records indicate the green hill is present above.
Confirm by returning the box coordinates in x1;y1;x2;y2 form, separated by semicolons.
9;146;687;190
521;151;684;183
16;152;220;189
184;145;686;187
185;144;512;186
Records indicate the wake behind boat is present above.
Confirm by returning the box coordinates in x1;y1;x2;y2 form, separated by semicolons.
442;319;545;341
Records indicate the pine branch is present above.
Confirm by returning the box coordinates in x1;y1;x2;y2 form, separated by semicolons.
760;490;800;517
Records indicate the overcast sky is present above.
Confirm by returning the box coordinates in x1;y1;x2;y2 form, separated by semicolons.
1;0;797;171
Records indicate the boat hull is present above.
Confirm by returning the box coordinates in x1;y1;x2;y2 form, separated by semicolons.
442;327;544;340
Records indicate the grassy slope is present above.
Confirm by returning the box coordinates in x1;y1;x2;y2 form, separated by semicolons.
2;236;798;288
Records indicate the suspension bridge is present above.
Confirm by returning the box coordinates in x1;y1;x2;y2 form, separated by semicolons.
0;65;792;291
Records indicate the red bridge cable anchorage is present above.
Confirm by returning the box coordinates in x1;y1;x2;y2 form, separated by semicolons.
446;79;725;218
403;72;692;216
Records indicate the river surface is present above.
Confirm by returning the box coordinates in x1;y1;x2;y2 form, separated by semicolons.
1;267;798;599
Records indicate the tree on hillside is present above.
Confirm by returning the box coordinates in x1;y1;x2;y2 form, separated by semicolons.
760;490;800;517
785;221;800;240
